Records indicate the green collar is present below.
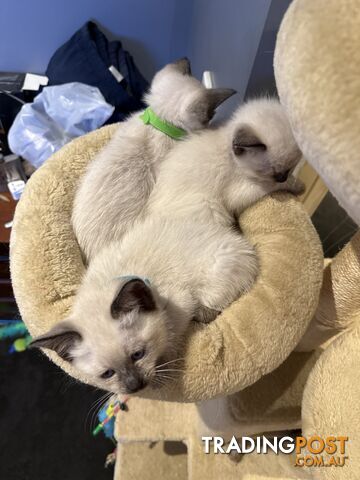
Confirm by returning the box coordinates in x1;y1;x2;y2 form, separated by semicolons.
140;107;187;140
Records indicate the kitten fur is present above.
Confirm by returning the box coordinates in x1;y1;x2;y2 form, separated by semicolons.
147;97;304;224
31;218;258;395
72;58;235;262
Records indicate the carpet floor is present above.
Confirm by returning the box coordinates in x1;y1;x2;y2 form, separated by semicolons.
0;344;114;480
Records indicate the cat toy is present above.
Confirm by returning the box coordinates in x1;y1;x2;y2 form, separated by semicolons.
0;319;31;353
93;397;129;468
92;398;129;438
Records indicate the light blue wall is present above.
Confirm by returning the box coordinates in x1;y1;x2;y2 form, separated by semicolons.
0;0;271;108
0;0;188;80
187;0;271;117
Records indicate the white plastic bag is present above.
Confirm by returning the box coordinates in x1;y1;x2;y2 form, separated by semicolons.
8;82;114;169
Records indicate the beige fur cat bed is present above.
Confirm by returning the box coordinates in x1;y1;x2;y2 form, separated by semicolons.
10;125;322;402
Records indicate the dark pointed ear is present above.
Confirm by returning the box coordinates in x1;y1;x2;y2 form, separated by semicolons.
29;322;82;362
191;88;237;125
111;278;156;318
206;88;237;110
171;57;191;75
232;125;267;156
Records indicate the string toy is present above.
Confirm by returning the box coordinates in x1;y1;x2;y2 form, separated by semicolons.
92;397;129;438
0;319;32;353
92;397;130;467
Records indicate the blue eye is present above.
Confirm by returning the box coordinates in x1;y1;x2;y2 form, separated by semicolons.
100;369;115;379
131;349;145;362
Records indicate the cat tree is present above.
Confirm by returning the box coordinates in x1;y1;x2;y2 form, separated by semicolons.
10;0;360;478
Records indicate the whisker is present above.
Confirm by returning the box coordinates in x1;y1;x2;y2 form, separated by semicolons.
152;377;166;386
85;392;109;426
155;368;185;373
91;393;113;430
85;392;112;432
151;378;167;389
155;357;185;369
155;374;175;381
88;393;110;430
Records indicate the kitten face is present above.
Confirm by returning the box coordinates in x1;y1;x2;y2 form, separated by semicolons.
145;57;236;131
229;98;302;183
30;279;178;395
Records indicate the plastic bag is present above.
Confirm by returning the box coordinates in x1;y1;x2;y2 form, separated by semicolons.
8;82;114;169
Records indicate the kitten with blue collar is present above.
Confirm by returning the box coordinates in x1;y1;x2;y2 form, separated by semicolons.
31;219;258;395
31;99;303;398
72;58;235;262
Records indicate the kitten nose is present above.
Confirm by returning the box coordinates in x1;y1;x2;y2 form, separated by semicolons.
274;169;290;183
124;375;146;394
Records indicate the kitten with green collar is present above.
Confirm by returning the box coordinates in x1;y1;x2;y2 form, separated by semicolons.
144;96;304;433
72;58;235;262
147;97;304;225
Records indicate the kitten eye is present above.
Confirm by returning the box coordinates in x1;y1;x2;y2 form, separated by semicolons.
232;142;267;156
131;349;145;362
100;369;115;379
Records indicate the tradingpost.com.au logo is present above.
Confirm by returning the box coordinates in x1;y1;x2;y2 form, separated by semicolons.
202;435;349;467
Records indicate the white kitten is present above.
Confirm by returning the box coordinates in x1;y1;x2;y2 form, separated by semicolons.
31;218;258;395
72;58;235;261
147;97;303;225
145;97;303;433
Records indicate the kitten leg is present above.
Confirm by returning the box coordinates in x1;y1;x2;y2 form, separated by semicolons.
196;234;259;316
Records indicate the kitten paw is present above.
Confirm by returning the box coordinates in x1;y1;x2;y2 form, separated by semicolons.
283;176;305;196
195;306;220;324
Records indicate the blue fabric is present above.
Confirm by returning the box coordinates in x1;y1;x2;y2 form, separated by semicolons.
46;21;149;123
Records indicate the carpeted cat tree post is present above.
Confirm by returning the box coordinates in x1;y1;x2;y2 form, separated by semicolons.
9;0;360;479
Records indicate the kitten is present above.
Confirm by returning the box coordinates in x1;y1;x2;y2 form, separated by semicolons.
72;58;235;261
144;97;304;432
147;97;304;224
31;218;258;395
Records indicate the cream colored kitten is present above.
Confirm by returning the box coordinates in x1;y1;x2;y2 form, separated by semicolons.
72;58;235;261
147;97;303;225
31;218;258;395
144;97;303;434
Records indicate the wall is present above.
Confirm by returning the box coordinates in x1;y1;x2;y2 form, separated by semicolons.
0;0;271;106
245;0;291;99
187;0;271;117
0;0;189;81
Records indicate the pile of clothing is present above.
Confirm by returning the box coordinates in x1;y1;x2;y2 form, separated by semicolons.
5;21;149;169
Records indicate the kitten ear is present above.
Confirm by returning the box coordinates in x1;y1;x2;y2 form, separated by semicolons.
29;321;82;362
111;278;156;318
192;88;237;125
232;125;267;156
170;57;192;75
206;88;237;109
